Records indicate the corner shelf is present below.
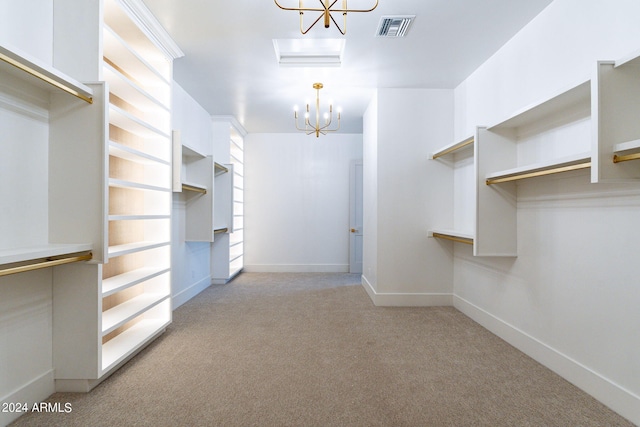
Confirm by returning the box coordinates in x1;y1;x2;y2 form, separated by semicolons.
431;136;474;160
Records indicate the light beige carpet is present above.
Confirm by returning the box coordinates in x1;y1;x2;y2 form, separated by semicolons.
10;273;634;426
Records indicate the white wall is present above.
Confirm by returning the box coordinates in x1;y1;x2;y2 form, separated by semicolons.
453;0;640;423
362;89;455;305
171;82;213;308
362;93;379;289
244;133;362;272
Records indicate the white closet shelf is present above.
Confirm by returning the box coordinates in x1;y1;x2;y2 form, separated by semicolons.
109;104;170;139
431;136;474;160
182;144;206;160
613;139;640;163
101;317;169;373
109;141;170;165
485;152;591;185
108;241;170;258
109;178;171;193
429;229;474;245
102;293;169;335
0;243;93;266
104;62;169;112
489;80;590;130
103;25;170;87
0;44;93;103
108;214;170;221
102;267;170;297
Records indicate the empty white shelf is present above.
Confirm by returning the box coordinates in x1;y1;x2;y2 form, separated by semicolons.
102;267;171;297
109;105;170;139
0;243;93;265
108;241;170;258
102;293;168;335
109;141;170;166
101;318;169;372
109;178;171;193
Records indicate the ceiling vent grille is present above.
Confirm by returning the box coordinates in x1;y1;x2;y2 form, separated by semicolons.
376;16;414;38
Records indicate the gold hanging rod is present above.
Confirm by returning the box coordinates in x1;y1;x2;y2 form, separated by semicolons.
214;163;229;173
613;152;640;163
0;252;93;278
486;162;591;185
432;137;474;159
182;183;207;194
432;232;474;245
0;51;93;104
214;228;228;234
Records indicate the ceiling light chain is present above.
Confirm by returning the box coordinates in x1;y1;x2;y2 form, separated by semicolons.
274;0;379;35
294;83;341;138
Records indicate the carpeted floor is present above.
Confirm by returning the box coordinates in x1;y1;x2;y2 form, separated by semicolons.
10;273;634;426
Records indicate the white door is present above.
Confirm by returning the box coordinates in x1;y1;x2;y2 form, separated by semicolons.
349;160;363;274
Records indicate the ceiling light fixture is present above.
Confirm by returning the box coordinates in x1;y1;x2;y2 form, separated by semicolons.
274;0;379;35
294;83;341;137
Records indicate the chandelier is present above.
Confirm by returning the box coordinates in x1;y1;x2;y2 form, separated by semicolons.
294;83;341;137
274;0;379;35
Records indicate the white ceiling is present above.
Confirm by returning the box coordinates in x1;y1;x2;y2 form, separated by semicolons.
143;0;554;134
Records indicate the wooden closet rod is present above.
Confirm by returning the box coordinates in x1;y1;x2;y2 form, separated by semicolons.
0;52;93;104
0;252;93;278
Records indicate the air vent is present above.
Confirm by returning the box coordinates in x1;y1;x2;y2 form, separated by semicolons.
376;15;415;37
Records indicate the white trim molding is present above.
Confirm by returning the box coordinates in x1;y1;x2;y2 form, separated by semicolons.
211;115;248;137
117;0;184;60
172;276;211;310
361;275;454;307
0;370;55;426
454;295;640;425
243;264;349;273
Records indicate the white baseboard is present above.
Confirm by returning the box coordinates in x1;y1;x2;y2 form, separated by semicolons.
172;276;211;310
1;369;55;427
361;275;454;307
454;295;640;426
243;264;350;273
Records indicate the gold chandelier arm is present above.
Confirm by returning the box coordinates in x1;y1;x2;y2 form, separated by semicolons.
329;9;346;35
274;0;378;13
301;11;326;34
274;0;328;12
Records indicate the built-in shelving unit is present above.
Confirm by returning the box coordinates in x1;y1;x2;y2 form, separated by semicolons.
50;0;177;390
593;50;640;182
100;0;173;376
211;119;245;284
0;42;100;263
0;44;93;104
429;135;476;247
